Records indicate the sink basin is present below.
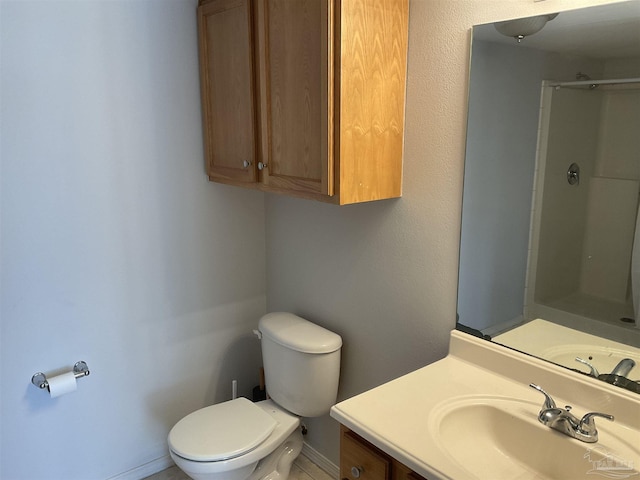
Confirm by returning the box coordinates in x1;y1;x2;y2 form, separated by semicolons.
541;345;640;379
331;331;640;480
430;396;640;480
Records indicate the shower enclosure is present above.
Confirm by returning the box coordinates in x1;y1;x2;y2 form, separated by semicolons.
526;78;640;337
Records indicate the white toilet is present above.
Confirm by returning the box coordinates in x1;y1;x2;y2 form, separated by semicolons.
168;312;342;480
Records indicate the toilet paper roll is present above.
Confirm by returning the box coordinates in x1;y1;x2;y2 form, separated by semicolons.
47;371;77;398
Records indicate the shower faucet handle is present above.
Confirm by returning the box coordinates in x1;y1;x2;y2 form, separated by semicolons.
567;162;580;185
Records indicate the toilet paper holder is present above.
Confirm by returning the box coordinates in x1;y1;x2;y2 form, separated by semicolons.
31;361;90;390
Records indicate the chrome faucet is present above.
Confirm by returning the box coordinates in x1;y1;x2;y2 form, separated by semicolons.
529;383;614;443
574;357;639;392
575;357;635;378
611;358;636;377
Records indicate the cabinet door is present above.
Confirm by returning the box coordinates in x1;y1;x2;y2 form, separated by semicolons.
338;0;408;204
255;0;334;196
198;0;257;183
341;429;391;480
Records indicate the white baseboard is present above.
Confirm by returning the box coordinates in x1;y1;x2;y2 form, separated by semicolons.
301;442;339;479
106;455;174;480
106;444;337;480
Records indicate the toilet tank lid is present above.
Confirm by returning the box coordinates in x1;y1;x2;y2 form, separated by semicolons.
259;312;342;354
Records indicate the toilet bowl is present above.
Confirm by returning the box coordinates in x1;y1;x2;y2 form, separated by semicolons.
169;398;301;480
168;313;342;480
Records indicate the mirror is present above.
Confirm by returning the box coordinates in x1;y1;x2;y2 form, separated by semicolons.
457;1;640;393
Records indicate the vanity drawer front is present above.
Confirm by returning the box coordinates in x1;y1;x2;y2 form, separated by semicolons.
340;428;391;480
393;463;428;480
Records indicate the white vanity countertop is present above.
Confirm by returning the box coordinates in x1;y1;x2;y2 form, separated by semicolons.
330;330;640;480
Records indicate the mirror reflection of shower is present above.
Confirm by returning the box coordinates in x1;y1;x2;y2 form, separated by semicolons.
526;75;640;331
575;72;599;90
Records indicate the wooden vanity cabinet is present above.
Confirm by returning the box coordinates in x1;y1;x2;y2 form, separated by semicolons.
340;426;428;480
197;0;409;205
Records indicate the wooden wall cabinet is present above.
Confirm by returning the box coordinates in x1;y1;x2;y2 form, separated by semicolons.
197;0;409;205
340;426;428;480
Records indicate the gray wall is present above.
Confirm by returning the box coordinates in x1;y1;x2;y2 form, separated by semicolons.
1;2;266;478
458;41;546;332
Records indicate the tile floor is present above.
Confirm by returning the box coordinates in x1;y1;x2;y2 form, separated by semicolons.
143;453;335;480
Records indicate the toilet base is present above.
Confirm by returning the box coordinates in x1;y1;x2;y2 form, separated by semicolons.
248;428;303;480
172;428;304;480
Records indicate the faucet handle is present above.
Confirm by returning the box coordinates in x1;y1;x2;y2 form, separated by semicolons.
529;383;557;409
578;412;614;436
575;357;600;377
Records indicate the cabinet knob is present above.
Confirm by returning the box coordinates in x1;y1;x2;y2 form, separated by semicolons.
350;466;363;478
242;160;252;168
258;161;268;171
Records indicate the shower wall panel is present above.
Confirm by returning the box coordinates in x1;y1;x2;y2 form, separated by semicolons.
595;89;640;180
580;177;639;302
533;84;640;319
534;89;600;302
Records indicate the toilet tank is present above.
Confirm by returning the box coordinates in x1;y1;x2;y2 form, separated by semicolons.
259;312;342;417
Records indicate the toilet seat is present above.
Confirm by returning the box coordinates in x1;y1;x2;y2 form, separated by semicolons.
169;397;277;462
169;399;301;479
